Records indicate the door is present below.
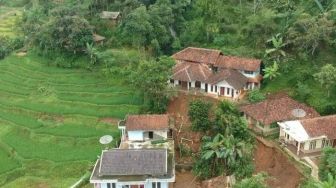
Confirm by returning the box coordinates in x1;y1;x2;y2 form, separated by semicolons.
180;81;188;89
205;83;208;92
195;81;201;88
149;131;154;139
231;89;234;98
220;87;224;95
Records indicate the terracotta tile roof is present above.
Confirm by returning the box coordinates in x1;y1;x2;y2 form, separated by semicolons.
216;55;261;72
126;114;169;131
300;115;336;139
240;95;320;125
206;69;248;89
172;47;221;65
172;61;212;82
99;149;167;176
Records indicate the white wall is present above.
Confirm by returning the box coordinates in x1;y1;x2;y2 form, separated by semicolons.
154;131;168;139
97;181;169;188
217;80;239;98
239;70;260;78
128;131;144;141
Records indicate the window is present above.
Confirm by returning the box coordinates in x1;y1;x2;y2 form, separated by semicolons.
309;140;316;150
211;85;213;92
108;184;116;188
121;185;129;188
107;183;111;188
322;139;329;148
227;88;230;95
112;183;116;188
170;79;174;84
152;182;161;188
244;70;254;75
189;82;191;87
149;131;154;139
215;86;217;92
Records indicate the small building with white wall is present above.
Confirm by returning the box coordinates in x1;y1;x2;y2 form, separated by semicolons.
278;115;336;157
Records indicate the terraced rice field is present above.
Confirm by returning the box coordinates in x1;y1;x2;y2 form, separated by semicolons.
0;54;141;187
0;6;22;37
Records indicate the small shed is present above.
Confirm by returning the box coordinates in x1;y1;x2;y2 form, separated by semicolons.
93;33;106;45
100;11;121;25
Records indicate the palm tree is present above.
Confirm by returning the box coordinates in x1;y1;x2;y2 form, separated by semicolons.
315;174;336;188
265;33;286;61
263;61;280;80
202;134;247;176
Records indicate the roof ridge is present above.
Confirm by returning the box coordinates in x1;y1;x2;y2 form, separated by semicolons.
301;114;336;122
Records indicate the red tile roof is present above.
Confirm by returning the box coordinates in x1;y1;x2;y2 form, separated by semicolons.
216;55;261;72
300;115;336;139
207;69;248;89
240;95;320;125
172;61;212;82
172;47;222;65
126;114;169;131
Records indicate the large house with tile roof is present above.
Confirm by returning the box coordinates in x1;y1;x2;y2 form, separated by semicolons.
170;47;262;99
278;115;336;157
90;114;175;188
240;94;320;135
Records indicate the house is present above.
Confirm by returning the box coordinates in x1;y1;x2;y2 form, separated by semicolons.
100;11;121;25
278;115;336;157
93;33;106;45
90;148;175;188
118;114;171;142
240;95;320;135
90;114;175;188
170;47;262;99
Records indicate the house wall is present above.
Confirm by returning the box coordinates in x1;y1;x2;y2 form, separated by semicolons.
239;69;260;78
128;131;144;141
244;115;278;135
96;181;169;188
128;130;168;141
216;80;240;98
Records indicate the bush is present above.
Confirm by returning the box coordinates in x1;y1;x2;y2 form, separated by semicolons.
247;89;265;103
0;36;24;59
319;147;336;181
188;99;212;132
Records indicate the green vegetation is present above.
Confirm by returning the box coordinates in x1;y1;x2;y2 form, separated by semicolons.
188;99;213;131
234;173;269;188
193;100;254;180
0;53;141;187
319;147;336;181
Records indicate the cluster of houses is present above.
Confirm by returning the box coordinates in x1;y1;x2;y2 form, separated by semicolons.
90;47;336;187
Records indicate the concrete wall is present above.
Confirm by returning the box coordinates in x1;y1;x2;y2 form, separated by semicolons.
128;131;144;141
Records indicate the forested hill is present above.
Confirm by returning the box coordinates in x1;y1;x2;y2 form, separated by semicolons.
1;0;336;113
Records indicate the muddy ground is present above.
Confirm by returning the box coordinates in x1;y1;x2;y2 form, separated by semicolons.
168;93;304;188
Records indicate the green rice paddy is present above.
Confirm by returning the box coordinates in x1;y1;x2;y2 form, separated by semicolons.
0;6;22;38
0;53;142;187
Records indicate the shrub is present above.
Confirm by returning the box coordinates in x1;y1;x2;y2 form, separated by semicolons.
247;89;265;103
0;36;24;59
319;147;336;181
188;99;212;132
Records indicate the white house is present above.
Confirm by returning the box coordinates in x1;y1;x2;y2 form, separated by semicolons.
90;149;175;188
278;115;336;157
91;114;175;188
170;47;263;99
240;94;320;135
118;114;170;142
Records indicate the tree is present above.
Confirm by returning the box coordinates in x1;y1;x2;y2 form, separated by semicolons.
129;56;175;113
234;173;269;188
188;99;212;132
265;33;286;61
86;43;99;65
263;61;280;80
315;174;336;188
314;64;336;97
121;6;153;47
319;147;336;181
35;15;93;54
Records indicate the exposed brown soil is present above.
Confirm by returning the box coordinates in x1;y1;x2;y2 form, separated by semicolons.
168;93;304;188
173;171;198;188
167;93;218;162
254;139;304;188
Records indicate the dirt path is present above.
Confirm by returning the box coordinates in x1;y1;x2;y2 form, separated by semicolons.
254;140;304;188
